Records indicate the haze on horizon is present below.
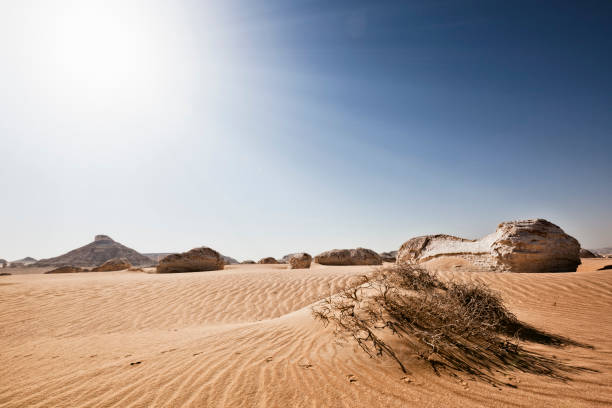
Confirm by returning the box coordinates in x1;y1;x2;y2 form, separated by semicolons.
1;0;611;261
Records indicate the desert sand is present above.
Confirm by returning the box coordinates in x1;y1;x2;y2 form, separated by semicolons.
1;259;612;407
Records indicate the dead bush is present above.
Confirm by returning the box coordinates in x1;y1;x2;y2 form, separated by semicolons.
312;263;586;381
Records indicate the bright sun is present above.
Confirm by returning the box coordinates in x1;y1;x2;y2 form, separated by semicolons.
47;2;160;96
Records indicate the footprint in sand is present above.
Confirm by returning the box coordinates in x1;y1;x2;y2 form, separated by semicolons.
130;361;142;366
347;374;357;383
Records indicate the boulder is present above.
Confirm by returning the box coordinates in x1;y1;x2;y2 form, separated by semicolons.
379;251;397;262
289;253;312;269
157;247;224;273
0;259;6;268
46;266;85;274
580;248;600;258
397;219;581;273
241;260;256;264
258;257;279;264
92;258;132;272
314;248;382;266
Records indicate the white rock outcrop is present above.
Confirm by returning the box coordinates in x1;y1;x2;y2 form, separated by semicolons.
397;219;581;272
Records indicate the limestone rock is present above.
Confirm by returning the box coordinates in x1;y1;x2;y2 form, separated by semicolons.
397;219;580;273
157;247;224;273
258;257;279;264
314;248;382;266
46;266;85;274
289;253;312;269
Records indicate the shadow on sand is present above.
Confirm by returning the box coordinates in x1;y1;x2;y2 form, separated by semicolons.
422;320;597;387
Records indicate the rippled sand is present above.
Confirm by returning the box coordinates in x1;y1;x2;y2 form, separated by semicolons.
1;259;611;407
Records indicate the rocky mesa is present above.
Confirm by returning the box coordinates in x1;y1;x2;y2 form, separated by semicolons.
34;235;153;267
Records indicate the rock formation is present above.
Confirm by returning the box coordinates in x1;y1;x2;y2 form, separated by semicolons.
379;251;397;262
580;248;600;258
288;253;312;269
157;247;224;273
0;259;6;268
144;252;238;265
397;219;581;273
92;258;132;272
241;260;256;264
45;266;85;274
314;248;382;266
258;257;279;264
34;235;153;267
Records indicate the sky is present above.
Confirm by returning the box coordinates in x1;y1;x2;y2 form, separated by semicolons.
1;0;611;261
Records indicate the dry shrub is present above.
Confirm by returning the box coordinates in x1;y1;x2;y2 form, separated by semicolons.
312;263;587;381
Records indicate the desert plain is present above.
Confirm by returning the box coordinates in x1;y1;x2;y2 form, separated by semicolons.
1;258;611;408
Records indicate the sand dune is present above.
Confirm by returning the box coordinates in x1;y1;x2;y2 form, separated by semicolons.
1;259;612;407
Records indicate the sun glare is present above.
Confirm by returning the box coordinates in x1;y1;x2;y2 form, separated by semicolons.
46;3;159;97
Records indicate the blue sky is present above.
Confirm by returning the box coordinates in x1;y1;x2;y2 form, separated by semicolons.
1;0;611;261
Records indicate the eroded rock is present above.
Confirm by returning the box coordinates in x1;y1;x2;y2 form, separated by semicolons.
397;219;580;272
258;257;279;264
314;248;382;266
289;253;312;269
157;247;224;273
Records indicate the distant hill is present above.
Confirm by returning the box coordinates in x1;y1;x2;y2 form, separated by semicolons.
34;235;153;267
593;247;612;256
221;255;239;265
11;257;37;265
